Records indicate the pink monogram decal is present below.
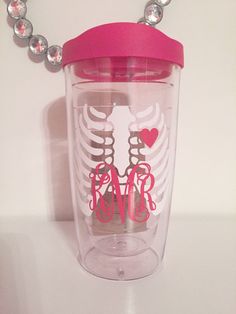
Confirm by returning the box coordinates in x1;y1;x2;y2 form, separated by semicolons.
89;163;156;224
139;128;159;148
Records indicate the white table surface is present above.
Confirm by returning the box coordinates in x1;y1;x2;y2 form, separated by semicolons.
0;216;235;314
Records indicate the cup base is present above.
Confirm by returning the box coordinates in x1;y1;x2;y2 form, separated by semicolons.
79;244;160;281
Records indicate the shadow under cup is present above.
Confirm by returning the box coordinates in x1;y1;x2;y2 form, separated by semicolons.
63;23;184;280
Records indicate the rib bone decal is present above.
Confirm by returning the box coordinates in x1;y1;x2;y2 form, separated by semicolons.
73;104;114;216
129;103;170;216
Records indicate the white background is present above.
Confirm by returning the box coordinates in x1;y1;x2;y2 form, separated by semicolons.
0;0;236;219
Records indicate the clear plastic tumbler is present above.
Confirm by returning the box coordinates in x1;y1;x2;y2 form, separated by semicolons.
63;22;184;280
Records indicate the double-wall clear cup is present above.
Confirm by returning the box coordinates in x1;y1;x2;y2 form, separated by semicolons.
63;22;184;280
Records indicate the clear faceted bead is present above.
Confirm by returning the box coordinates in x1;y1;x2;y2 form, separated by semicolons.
46;45;63;66
144;2;163;25
7;0;27;19
29;35;48;55
14;18;33;39
156;0;172;6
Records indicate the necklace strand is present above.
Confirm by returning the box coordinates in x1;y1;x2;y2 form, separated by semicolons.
6;0;172;69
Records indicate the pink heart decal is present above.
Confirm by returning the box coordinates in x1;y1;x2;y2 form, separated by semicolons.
139;128;159;148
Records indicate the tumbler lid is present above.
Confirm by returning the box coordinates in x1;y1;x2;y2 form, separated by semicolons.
62;22;184;68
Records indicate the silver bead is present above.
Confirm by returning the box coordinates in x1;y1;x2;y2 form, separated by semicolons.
14;18;33;39
144;1;163;25
46;45;63;66
7;0;27;19
137;18;153;27
155;0;172;6
29;35;48;55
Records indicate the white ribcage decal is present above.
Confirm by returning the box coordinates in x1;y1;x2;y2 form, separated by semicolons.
129;103;170;215
74;102;170;217
74;104;114;215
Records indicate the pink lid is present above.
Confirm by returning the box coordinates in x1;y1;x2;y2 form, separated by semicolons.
62;22;184;68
